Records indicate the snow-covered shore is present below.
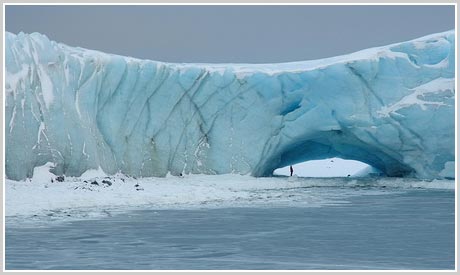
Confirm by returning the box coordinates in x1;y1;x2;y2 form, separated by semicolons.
5;165;454;222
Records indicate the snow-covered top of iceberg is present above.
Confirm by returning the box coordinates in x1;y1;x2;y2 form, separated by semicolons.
173;30;455;75
6;29;453;77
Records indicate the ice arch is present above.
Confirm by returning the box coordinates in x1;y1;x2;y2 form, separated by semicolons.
5;31;455;180
259;134;414;178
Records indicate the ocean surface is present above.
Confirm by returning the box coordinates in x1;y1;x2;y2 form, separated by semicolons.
5;181;455;270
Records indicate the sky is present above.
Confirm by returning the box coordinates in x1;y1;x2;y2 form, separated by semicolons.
5;5;455;63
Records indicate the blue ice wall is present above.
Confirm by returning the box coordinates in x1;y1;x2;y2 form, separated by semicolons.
5;31;455;180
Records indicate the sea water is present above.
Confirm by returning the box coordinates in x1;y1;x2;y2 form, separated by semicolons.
5;184;455;270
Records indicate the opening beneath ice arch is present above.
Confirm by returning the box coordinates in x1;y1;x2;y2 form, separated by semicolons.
273;158;382;178
253;131;416;178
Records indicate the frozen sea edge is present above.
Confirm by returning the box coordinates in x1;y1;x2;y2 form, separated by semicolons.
6;164;454;224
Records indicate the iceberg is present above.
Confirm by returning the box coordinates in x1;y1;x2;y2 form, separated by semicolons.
5;30;455;180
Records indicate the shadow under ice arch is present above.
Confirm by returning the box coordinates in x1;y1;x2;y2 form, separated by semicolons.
5;30;455;180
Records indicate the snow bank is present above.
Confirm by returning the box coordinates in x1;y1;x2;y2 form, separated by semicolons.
6;172;454;222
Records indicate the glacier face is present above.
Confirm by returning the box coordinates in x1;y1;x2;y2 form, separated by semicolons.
5;31;455;180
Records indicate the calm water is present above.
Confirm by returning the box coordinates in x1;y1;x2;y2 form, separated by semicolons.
6;188;455;270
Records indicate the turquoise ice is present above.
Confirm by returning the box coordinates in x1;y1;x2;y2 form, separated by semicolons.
5;31;455;180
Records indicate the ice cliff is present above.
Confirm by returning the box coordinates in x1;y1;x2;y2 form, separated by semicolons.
5;31;455;180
